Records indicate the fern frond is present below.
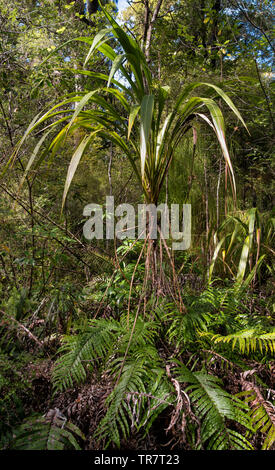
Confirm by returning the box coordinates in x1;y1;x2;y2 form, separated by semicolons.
96;337;171;448
165;286;246;348
95;362;173;448
138;368;173;433
95;359;149;447
197;285;241;316
174;363;254;450
116;314;158;354
240;381;275;450
165;304;212;347
199;329;275;355
8;411;84;450
52;318;120;391
52;312;159;393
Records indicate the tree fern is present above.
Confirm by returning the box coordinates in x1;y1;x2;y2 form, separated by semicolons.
174;363;254;450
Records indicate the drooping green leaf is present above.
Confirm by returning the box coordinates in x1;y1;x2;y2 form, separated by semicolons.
62;132;97;210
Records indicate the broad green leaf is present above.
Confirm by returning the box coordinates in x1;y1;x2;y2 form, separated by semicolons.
100;2;150;91
199;97;236;197
200;82;249;132
175;82;248;133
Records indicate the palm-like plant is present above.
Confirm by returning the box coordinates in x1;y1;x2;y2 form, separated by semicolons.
6;3;246;289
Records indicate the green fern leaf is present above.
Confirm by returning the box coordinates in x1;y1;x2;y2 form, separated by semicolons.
175;363;254;450
9;412;84;450
239;384;275;450
52;318;119;391
199;329;275;355
95;360;148;447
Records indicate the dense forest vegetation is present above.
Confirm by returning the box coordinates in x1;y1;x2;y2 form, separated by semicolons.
0;0;274;453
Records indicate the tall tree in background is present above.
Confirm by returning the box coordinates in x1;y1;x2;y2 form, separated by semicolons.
8;5;248;294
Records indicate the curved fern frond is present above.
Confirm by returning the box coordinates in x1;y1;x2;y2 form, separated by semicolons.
52;318;120;391
199;285;239;314
137;368;173;434
239;381;275;450
166;309;212;347
8;411;84;450
95;360;148;448
199;329;275;355
92;316;171;449
164;287;239;348
174;363;254;450
52;314;159;392
115;314;159;355
95;358;171;448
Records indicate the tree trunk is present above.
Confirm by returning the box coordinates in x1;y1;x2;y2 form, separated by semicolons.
142;0;164;63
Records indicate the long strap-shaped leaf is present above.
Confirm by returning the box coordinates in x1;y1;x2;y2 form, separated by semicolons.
62;131;99;211
140;95;154;179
